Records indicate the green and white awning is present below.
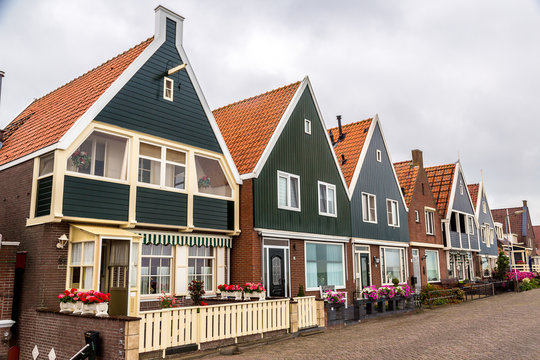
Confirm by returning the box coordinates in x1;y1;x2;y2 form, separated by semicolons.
136;231;232;248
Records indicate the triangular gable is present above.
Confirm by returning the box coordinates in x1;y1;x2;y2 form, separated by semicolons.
477;182;496;226
449;163;476;219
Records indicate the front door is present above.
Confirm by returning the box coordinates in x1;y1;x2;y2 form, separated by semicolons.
355;251;371;290
100;239;130;316
268;248;286;297
412;249;421;291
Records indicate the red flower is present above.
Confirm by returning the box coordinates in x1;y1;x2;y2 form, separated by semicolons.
201;301;207;306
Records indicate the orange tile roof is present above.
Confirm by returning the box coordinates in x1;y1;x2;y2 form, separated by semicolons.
468;184;479;208
329;119;372;186
212;81;301;174
393;160;419;207
0;38;153;166
425;163;456;219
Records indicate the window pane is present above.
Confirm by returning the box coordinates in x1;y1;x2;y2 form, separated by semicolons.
165;163;185;189
130;243;139;287
140;143;161;158
94;141;105;176
369;196;376;221
290;177;299;208
162;245;172;256
83;242;94;265
195;155;231;197
383;248;401;283
426;251;439;282
39;153;54;177
319;184;327;213
71;243;82;265
278;176;288;207
328;187;335;214
142;244;152;256
138;158;160;185
362;194;368;221
83;267;93;289
387;201;392;225
166;149;185;164
71;267;81;288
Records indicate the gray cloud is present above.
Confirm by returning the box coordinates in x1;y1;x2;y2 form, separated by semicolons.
1;0;539;222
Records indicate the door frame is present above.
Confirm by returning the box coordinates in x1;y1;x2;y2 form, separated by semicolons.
354;245;371;291
97;236;133;316
262;238;290;298
411;248;421;290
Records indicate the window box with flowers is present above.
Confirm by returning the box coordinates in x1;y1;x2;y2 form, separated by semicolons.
217;284;243;300
324;290;346;325
243;283;266;300
58;289;110;317
354;284;413;319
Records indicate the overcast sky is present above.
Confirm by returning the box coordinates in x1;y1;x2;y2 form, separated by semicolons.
1;0;539;224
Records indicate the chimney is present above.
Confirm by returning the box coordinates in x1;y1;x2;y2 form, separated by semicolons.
337;115;346;142
523;200;528;208
329;130;335;145
412;149;424;168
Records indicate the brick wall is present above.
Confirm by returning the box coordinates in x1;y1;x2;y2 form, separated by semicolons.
408;247;448;288
0;246;17;321
230;179;262;285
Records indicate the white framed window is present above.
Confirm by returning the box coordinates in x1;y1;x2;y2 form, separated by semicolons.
480;225;486;243
481;256;490;277
39;153;54;178
386;199;399;227
141;244;173;295
66;130;129;180
380;247;406;284
304;119;311;135
318;181;337;217
425;210;435;235
482;201;487;213
195;155;232;198
188;246;215;293
376;149;382;162
362;192;377;223
163;77;174;101
305;242;345;290
467;216;475;235
138;142;187;190
69;241;95;290
415;210;420;223
460;180;464;195
277;171;300;211
425;250;440;282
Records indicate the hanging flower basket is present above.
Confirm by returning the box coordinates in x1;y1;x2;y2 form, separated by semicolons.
198;176;211;188
70;150;91;170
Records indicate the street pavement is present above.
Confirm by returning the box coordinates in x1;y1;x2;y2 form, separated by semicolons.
212;289;540;359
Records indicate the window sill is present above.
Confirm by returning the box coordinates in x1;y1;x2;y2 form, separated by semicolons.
195;192;234;201
363;220;377;224
137;182;187;194
278;206;301;212
65;171;128;185
319;212;337;218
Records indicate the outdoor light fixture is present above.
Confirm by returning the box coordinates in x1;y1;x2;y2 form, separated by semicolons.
57;234;68;249
373;255;380;264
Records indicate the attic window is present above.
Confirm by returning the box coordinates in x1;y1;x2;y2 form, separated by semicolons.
460;180;464;195
376;149;382;162
163;77;174;101
304;119;311;135
482;201;487;213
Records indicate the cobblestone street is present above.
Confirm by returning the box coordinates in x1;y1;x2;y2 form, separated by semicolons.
213;289;540;360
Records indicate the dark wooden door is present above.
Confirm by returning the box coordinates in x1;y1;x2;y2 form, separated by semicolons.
269;248;285;297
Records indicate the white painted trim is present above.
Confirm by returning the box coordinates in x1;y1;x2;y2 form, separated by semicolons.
239;173;256;180
317;180;337;217
0;143;58;171
352;238;409;248
254;228;350;243
385;198;400;228
425;249;441;283
304;241;346;291
163;77;174;101
361;192;377;223
409;242;444;249
379;246;408;285
262;239;291;298
304;119;311;135
445;163;459;221
0;320;15;328
353;245;373;288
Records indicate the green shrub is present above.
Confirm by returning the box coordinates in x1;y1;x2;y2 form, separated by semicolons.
392;278;400;286
493;251;510;280
297;284;305;297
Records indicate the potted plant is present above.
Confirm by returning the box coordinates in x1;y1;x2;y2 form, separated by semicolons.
58;288;78;313
188;279;206;306
325;290;346;324
79;290;110;316
218;284;243;300
159;291;179;308
243;282;266;300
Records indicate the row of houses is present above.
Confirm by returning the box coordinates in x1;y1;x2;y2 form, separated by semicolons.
0;6;537;358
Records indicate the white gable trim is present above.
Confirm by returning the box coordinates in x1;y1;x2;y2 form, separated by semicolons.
0;143;57;171
445;163;459;221
478;180;496;226
473;181;482;219
348;115;408;212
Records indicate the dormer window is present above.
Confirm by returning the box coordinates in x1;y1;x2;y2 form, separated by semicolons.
376;149;382;162
304;119;311;135
163;77;174;101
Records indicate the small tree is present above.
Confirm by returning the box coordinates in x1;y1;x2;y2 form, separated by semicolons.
297;284;305;297
188;279;205;306
493;251;510;280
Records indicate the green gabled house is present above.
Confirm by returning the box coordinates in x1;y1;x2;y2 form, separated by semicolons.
214;77;354;299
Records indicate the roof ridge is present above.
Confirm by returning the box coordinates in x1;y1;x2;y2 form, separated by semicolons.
28;37;154;107
328;118;372;132
213;80;301;112
394;159;414;166
425;163;455;170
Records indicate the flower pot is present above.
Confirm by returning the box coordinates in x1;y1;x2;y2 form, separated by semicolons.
221;291;243;300
59;302;75;314
248;292;265;301
72;301;84;315
96;302;109;317
82;303;97;316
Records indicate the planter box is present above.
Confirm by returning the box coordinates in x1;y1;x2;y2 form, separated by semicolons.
220;291;243;300
325;303;345;326
59;302;76;314
245;292;265;301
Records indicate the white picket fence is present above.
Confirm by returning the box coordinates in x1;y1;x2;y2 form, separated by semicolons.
139;298;290;354
293;296;318;329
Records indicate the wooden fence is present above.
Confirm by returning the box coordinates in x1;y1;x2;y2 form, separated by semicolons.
293;296;317;329
139;298;290;355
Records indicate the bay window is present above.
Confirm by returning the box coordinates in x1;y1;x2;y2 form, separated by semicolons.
195;155;231;197
318;181;336;216
425;250;440;282
386;199;399;227
138;142;186;190
141;244;172;295
67;131;128;180
305;243;344;290
380;247;406;284
362;193;377;223
188;246;214;292
277;171;300;211
69;241;95;290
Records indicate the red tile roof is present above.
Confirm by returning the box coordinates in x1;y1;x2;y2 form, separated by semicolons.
328;119;373;186
467;184;479;209
425;163;456;219
0;38;153;166
393;160;419;207
212;82;301;175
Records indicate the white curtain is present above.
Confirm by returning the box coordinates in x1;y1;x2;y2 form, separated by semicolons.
306;262;318;288
426;251;439;281
109;241;129;266
71;243;82;265
384;248;401;283
83;242;94;265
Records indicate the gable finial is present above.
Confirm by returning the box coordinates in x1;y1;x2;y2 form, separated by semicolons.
480;168;483;183
457;151;460;161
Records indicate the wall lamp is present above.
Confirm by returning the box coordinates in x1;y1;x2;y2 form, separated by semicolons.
57;234;68;249
373;255;380;264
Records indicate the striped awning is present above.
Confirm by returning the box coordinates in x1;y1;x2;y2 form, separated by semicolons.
136;231;232;248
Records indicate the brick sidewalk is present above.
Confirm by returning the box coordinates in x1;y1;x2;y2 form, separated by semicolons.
212;289;540;359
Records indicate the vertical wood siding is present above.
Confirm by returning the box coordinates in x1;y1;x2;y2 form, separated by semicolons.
35;175;53;217
253;88;351;236
478;191;498;256
63;176;129;221
95;18;222;153
452;172;475;214
136;187;187;226
193;195;234;230
351;123;409;242
450;231;461;248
